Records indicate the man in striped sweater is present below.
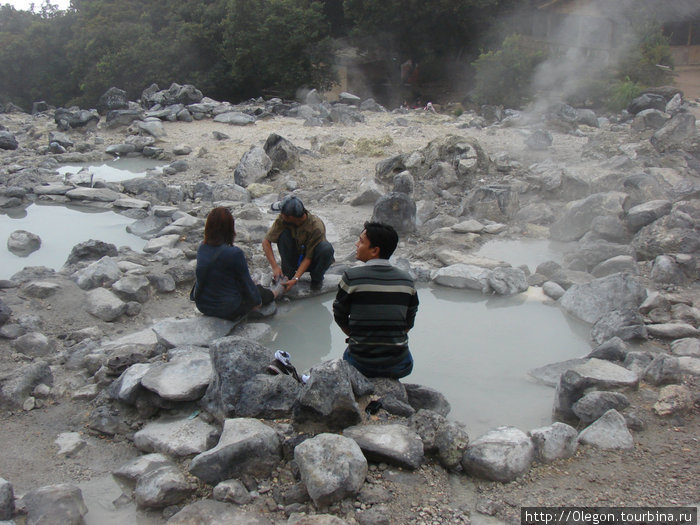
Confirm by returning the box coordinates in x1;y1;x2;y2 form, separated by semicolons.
333;222;419;379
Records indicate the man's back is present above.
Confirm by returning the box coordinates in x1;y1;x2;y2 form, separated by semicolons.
333;259;418;376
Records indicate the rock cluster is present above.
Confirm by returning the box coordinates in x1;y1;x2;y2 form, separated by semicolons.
0;83;698;523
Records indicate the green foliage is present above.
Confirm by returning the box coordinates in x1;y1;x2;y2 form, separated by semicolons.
0;5;77;109
607;77;642;111
471;34;544;108
66;0;229;107
616;22;673;88
0;0;538;108
221;0;335;100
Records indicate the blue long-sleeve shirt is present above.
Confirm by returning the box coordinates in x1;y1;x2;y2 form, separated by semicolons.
194;243;261;319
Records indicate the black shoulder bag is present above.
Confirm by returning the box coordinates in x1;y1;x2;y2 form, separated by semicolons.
189;246;225;301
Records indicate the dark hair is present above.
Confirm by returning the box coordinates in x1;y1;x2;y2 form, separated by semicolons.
363;221;398;259
204;207;235;246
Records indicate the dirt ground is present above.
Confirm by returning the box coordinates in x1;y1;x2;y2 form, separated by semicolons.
0;104;699;524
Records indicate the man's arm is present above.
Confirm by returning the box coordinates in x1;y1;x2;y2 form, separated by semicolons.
332;275;351;335
284;256;312;291
405;289;419;331
262;238;283;279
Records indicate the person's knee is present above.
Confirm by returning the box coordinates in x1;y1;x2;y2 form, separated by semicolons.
316;240;333;255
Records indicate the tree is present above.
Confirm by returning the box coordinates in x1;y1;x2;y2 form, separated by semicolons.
221;0;335;100
0;5;77;109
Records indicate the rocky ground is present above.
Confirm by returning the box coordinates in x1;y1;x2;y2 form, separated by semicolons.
0;91;699;525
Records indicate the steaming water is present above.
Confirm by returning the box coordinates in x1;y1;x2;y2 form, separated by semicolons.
264;284;591;438
475;238;568;271
57;158;164;183
0;204;146;279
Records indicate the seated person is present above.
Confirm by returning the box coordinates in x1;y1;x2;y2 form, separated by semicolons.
262;195;334;292
194;207;277;320
332;222;419;378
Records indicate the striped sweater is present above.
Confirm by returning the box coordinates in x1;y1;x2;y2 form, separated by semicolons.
333;259;419;370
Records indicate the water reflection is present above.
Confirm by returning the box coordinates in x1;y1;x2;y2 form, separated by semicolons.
263;284;592;437
1;203;146;279
265;297;336;373
57;158;165;183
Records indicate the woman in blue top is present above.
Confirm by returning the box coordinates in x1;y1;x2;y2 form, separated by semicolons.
194;207;276;320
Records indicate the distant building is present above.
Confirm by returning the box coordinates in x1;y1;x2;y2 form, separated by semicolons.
517;0;700;66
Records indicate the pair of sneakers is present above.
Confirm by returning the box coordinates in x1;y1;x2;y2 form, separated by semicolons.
267;350;302;383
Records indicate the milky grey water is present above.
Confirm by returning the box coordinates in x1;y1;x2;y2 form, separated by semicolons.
57;157;164;183
264;284;591;438
1;204;146;279
476;237;568;270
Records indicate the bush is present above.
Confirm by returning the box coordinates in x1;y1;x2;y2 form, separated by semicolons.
606;77;643;111
471;34;544;108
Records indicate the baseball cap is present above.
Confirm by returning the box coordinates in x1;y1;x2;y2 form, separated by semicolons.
272;195;305;217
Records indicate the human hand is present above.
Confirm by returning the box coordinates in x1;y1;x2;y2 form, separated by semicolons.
284;278;298;292
272;266;283;280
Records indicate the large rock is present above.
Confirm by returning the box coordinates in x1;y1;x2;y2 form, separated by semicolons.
590;308;647;344
559;273;647;324
650;112;697;152
293;358;373;432
571;391;630;424
550;192;627;241
264;133;299;171
72;256;122;290
233;145;272;187
234;374;303;419
54;108;99;130
463;185;519;222
188;418;282;484
151;317;237;349
488;267;528;295
631;209;700;260
213;111;256;125
140;350;212;401
461;426;534;482
0;361;52;409
577;409;634;449
85;288;126;322
134;415;219;457
431;263;490;293
372;192;416;233
167;499;274;525
111;274;151;303
96;86;129;115
625;200;672;232
528;422;578;463
294;433;367;507
554;358;639;421
0;130;18;150
20;484;88;525
13;331;54;357
627;93;666;115
404;384;451;416
134;465;194;509
343;424;424;469
200;337;273;420
653;384;693;416
7;230;41;256
112;453;173;493
0;478;13;520
64;239;118;267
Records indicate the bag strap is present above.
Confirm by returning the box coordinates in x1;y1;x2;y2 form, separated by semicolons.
193;245;225;300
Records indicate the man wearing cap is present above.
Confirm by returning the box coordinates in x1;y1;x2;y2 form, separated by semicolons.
262;195;335;291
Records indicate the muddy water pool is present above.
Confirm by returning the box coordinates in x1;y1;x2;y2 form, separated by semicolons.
264;284;591;438
1;204;145;279
57;158;165;183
